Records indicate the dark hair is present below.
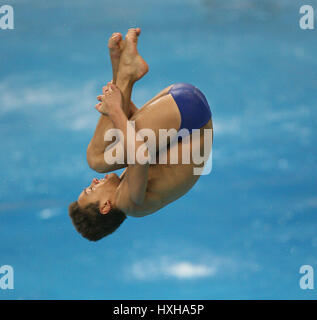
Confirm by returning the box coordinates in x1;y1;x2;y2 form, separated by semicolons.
68;201;126;241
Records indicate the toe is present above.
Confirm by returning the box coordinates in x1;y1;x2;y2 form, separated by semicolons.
113;33;122;42
126;28;138;43
108;32;122;48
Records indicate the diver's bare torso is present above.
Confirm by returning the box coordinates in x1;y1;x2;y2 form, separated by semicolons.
115;96;213;217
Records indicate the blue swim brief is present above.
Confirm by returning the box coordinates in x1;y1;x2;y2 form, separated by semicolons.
168;83;212;134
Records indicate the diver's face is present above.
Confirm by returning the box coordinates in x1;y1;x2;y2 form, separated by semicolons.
77;173;121;208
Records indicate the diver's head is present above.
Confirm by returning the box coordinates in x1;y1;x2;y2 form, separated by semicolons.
68;173;126;241
77;173;121;212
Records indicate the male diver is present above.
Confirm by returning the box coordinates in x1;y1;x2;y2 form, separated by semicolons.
68;28;213;241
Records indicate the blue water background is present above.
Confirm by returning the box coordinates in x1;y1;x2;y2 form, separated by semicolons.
0;0;317;299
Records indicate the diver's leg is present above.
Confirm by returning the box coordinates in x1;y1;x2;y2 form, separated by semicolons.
86;31;140;172
88;28;148;173
106;27;181;159
115;28;149;117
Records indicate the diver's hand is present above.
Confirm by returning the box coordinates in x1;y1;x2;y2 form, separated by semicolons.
95;82;123;116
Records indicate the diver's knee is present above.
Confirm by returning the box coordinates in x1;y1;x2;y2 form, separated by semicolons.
86;148;103;172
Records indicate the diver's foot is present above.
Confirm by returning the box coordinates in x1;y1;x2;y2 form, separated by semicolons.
118;28;149;83
108;32;124;81
108;32;123;61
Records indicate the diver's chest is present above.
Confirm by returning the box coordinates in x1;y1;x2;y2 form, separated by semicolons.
147;163;196;194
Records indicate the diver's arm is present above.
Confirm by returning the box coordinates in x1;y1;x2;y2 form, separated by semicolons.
108;107;150;206
95;82;150;205
87;83;138;173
